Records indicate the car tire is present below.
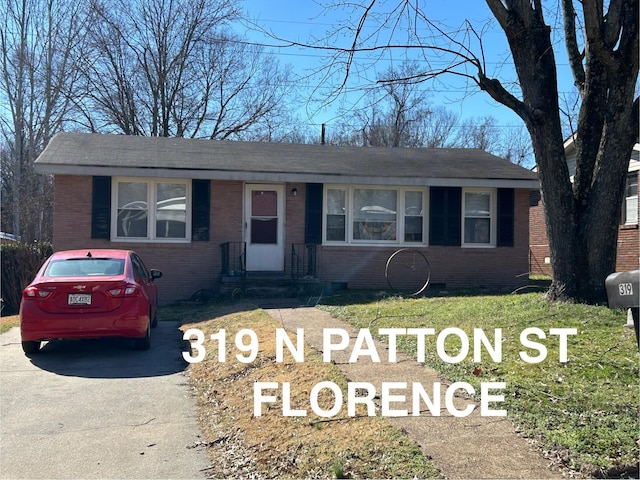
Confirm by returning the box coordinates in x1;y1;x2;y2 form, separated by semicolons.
22;340;41;355
151;309;158;328
134;322;151;350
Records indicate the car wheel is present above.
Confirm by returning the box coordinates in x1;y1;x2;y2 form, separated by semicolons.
151;309;158;328
22;340;41;355
134;322;151;350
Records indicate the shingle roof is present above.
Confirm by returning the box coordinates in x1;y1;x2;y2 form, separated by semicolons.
35;132;539;188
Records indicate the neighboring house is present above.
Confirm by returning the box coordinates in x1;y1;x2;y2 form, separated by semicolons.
530;140;639;276
35;132;539;304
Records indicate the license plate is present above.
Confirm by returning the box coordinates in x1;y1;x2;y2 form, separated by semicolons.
68;293;92;305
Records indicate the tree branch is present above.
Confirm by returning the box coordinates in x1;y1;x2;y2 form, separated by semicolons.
484;0;509;28
603;0;623;48
561;0;586;92
476;71;531;123
582;0;616;69
631;96;639;137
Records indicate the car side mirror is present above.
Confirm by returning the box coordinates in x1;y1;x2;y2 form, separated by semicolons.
151;269;163;280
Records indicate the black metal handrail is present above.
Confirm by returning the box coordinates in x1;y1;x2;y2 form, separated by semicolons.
220;242;246;277
291;243;317;279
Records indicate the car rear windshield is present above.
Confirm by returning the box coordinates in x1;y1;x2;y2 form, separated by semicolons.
44;258;125;277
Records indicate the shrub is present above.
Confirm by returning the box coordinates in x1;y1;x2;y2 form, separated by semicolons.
1;242;52;315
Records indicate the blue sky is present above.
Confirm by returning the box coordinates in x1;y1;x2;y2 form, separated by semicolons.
239;0;576;136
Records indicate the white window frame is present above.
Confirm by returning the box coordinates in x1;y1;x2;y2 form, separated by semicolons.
324;187;348;243
461;188;497;248
111;177;192;243
322;185;428;245
403;189;426;244
622;171;638;225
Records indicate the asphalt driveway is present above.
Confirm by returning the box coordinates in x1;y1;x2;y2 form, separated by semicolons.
0;322;211;479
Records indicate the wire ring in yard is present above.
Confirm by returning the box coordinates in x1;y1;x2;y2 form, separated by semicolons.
385;248;431;296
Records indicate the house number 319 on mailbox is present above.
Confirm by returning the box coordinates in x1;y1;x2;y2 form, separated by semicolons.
619;283;634;296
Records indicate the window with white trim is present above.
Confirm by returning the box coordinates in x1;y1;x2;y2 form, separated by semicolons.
622;172;638;225
353;188;397;241
112;178;191;242
404;190;424;242
323;185;426;244
462;188;496;247
326;188;346;241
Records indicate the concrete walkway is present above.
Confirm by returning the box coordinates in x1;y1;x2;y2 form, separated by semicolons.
263;306;563;479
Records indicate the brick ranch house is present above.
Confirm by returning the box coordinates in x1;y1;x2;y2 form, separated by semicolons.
35;132;540;304
530;141;639;276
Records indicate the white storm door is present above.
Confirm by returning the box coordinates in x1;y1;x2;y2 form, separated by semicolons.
245;184;285;271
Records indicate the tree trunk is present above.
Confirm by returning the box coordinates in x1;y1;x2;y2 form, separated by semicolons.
483;1;578;300
572;83;638;303
483;0;638;304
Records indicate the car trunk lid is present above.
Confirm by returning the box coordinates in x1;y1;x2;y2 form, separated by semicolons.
25;278;127;314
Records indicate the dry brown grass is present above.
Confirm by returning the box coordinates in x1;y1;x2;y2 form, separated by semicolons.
180;303;440;479
0;314;19;334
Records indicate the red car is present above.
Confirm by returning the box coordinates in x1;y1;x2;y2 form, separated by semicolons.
19;249;162;354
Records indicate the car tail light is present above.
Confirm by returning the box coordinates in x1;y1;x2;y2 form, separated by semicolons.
107;285;140;297
23;286;52;299
125;286;138;295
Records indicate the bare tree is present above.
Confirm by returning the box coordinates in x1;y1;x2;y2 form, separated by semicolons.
206;37;295;140
418;106;459;148
82;0;293;139
454;116;499;151
307;0;638;303
0;0;92;241
484;0;638;303
335;62;459;147
498;125;534;167
355;103;460;148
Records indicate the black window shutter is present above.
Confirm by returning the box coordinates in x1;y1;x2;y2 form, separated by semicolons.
529;190;541;206
305;183;323;244
446;187;462;245
192;179;210;241
429;187;461;246
497;188;515;247
429;187;446;245
91;176;111;239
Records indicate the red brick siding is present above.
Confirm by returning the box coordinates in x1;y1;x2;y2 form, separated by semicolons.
616;226;639;272
284;183;306;245
529;189;639;276
210;179;243;261
529;198;553;276
283;183;307;274
53;176;533;301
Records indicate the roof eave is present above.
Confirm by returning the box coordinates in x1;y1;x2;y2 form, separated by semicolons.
34;163;541;189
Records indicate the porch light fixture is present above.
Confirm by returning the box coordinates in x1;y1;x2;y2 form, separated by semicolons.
291;187;298;196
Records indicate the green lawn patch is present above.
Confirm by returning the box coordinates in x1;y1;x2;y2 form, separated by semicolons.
319;292;639;478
